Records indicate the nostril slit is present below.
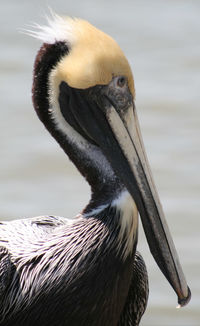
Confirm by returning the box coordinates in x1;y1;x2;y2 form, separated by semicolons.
117;76;126;88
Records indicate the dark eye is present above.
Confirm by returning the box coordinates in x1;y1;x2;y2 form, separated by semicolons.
117;76;126;88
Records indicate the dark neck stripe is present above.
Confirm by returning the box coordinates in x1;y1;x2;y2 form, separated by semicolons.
32;41;69;125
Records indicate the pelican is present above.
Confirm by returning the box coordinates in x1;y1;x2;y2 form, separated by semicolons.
0;15;190;326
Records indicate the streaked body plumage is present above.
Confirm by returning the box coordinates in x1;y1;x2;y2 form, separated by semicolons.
0;200;148;326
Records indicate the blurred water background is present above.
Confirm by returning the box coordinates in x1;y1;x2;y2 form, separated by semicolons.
0;1;199;325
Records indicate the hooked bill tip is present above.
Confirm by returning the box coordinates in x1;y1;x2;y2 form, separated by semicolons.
177;286;191;308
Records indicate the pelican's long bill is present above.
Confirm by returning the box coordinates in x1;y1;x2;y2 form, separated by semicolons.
58;75;191;307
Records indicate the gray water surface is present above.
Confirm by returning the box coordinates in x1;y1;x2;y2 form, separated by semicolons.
0;1;199;325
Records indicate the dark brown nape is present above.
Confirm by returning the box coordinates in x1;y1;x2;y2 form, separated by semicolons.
32;41;69;125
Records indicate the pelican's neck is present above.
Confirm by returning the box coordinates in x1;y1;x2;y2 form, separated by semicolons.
32;42;124;199
83;189;138;259
32;42;138;259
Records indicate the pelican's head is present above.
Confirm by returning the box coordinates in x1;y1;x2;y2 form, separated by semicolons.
31;13;190;307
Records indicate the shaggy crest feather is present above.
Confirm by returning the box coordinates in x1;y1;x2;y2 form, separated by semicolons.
24;12;76;45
